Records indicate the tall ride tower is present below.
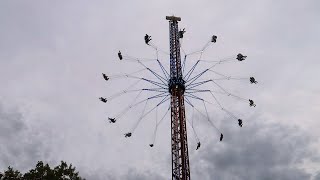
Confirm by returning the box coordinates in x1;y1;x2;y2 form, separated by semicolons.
166;16;190;180
100;15;255;180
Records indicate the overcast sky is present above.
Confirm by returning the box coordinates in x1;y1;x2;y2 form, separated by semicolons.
1;0;320;179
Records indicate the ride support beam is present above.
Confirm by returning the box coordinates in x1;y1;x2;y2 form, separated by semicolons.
167;15;190;180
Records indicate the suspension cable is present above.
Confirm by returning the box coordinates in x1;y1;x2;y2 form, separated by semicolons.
202;100;220;132
150;107;158;146
123;54;156;62
208;70;248;80
198;55;236;64
113;92;168;120
113;90;144;120
122;55;168;84
211;81;248;102
185;106;200;143
105;79;142;101
207;91;241;122
184;97;221;134
157;104;171;126
149;42;170;56
130;95;170;133
108;68;147;79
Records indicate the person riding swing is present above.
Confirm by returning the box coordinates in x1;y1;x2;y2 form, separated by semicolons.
144;34;152;45
250;77;258;84
99;97;107;103
196;142;201;150
108;117;116;123
238;119;243;127
118;51;123;60
124;132;132;137
249;99;256;107
237;53;247;61
102;73;109;81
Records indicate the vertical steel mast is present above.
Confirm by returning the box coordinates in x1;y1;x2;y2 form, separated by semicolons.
166;15;190;180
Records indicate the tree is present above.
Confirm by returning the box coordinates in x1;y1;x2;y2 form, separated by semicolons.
0;161;85;180
0;166;22;180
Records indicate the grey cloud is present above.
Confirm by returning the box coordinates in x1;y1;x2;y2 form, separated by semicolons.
0;0;320;179
314;173;320;180
0;105;25;137
190;115;318;180
81;168;165;180
1;103;318;180
121;168;164;180
0;103;50;171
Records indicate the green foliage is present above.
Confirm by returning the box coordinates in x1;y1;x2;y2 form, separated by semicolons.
0;161;85;180
0;166;22;180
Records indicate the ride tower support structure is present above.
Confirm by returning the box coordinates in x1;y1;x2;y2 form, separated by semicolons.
166;15;190;180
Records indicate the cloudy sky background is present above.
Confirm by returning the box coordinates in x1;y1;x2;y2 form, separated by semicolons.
1;0;320;179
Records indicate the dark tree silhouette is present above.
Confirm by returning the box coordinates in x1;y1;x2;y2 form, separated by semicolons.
0;166;22;180
0;161;85;180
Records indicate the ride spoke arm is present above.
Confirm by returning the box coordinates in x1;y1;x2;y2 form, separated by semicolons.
186;79;212;89
113;92;169;120
186;88;246;101
185;68;210;85
121;55;168;84
105;73;168;89
103;83;167;103
157;59;170;80
185;89;226;96
142;88;168;93
138;61;168;85
141;78;167;89
185;89;210;93
186;58;245;86
184;60;200;81
184;93;204;101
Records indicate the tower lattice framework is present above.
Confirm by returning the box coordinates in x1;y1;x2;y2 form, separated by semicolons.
167;16;190;180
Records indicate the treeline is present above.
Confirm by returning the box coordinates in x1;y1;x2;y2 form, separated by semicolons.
0;161;85;180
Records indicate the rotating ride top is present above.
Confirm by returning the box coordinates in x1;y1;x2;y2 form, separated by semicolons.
100;16;257;180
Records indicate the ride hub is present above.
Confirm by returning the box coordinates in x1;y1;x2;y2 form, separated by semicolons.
168;76;186;95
